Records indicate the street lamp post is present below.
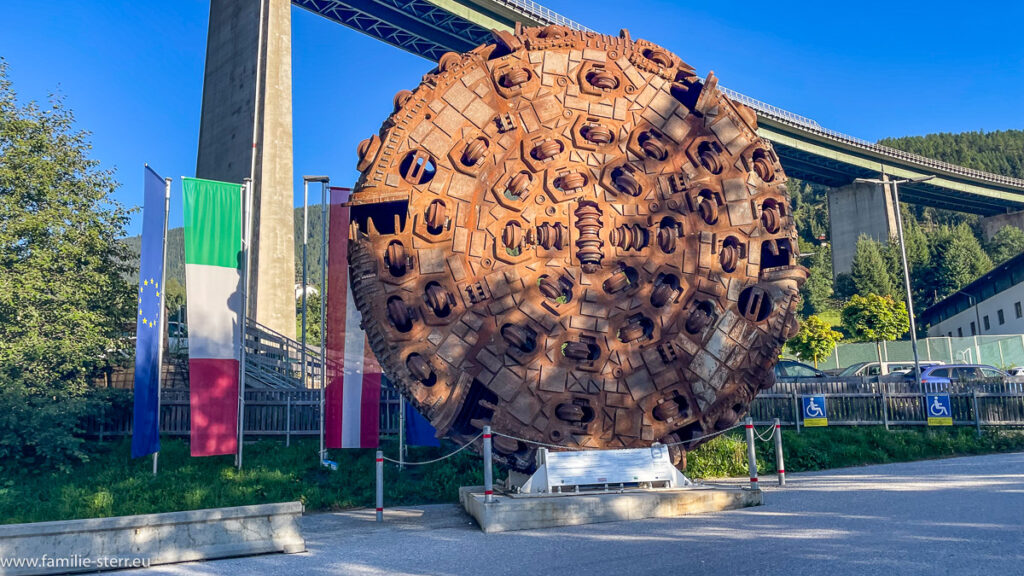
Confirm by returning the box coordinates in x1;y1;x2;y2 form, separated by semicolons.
854;174;934;388
303;175;330;465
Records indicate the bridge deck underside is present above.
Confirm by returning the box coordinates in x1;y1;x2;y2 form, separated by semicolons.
773;144;1023;216
292;0;498;61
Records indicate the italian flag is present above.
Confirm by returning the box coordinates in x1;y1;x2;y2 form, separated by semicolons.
182;177;243;457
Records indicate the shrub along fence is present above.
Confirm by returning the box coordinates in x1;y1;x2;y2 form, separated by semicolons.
86;379;1024;441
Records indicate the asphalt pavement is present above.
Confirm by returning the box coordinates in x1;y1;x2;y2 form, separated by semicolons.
130;451;1024;576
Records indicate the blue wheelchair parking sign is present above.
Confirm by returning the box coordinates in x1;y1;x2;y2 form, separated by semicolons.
926;394;953;426
802;395;828;427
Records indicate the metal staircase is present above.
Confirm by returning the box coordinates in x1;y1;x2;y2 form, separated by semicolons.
244;321;327;390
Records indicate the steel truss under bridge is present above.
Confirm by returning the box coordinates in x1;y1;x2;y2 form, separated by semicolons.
291;0;584;61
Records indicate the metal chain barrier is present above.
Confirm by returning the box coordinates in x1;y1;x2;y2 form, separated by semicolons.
379;432;484;466
376;419;787;523
662;422;745;447
753;424;776;443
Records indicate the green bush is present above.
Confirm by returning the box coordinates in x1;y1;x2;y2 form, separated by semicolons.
0;386;130;475
685;434;762;479
0;63;134;474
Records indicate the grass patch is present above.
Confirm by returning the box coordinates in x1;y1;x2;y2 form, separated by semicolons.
0;437;483;525
3;427;1024;524
816;307;842;328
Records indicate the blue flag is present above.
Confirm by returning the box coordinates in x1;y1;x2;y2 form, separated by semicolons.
405;401;439;447
131;166;168;458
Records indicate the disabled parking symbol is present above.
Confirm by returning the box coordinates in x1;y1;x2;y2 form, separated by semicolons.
802;395;828;427
926;394;953;426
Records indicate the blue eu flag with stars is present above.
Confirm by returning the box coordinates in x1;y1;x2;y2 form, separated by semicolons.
404;400;440;447
131;166;168;458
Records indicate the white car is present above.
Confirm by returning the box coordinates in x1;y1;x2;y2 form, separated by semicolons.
1008;367;1024;378
837;361;944;377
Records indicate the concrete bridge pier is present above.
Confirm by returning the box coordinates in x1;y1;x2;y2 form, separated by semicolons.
827;178;898;278
981;210;1024;240
196;0;295;337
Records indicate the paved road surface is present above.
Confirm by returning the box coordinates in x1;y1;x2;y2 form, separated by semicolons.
133;452;1024;576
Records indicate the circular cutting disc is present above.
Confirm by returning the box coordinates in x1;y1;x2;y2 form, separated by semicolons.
347;25;806;470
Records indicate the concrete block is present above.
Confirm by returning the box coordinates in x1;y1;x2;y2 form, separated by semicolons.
0;502;305;575
459;486;761;533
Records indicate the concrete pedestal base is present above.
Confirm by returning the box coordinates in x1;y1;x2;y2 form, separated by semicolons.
0;502;305;575
459;485;762;533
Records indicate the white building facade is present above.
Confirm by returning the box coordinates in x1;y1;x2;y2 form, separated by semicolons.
923;251;1024;338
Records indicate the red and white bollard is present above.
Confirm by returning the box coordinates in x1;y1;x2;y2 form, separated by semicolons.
375;450;384;522
745;417;759;491
774;418;786;487
483;426;494;503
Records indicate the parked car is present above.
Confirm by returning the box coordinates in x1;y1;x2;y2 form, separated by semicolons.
905;364;1012;387
837;361;944;378
774;359;826;381
1008;367;1024;378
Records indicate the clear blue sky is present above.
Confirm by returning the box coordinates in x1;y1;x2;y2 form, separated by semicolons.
2;0;1022;235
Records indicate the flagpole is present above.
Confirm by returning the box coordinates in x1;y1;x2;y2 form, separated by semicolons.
301;180;309;393
237;178;253;470
153;176;171;476
319;180;329;464
399;396;406;470
302;176;330;465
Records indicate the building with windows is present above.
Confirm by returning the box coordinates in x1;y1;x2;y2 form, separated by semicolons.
922;251;1024;337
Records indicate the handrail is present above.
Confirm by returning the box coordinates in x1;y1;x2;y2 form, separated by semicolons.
733;87;1024;189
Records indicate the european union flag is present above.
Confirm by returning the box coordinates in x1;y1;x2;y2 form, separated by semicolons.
404;400;439;447
131;166;169;458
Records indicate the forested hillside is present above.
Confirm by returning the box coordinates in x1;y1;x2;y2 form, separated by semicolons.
124;206;327;289
797;129;1024;327
879;130;1024;179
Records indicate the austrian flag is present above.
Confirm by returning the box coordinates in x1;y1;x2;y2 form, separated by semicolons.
325;186;381;449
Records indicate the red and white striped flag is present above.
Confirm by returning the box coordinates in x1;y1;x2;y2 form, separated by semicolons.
325;187;381;449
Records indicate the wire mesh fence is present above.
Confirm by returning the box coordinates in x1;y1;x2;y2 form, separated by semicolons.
814;334;1024;372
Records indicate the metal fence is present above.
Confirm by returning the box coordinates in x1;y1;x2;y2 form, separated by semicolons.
812;334;1024;372
87;386;405;442
752;380;1024;429
89;378;1024;442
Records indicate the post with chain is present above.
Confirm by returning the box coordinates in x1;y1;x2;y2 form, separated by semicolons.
375;450;384;522
483;426;494;503
773;418;785;487
745;417;759;491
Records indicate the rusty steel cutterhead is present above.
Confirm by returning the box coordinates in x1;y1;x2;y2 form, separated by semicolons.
347;25;807;471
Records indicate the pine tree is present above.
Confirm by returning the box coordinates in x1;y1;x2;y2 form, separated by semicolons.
850;235;893;297
799;242;834;315
988;225;1024;265
933;223;992;299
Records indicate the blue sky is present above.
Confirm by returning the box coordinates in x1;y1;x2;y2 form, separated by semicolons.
2;0;1022;235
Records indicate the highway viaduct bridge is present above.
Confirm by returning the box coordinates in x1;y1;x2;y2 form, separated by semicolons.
197;0;1024;336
